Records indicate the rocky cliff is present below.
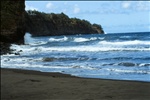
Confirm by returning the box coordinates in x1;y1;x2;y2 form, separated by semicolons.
1;0;25;54
25;11;104;36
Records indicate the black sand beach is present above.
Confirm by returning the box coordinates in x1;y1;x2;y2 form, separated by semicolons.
1;68;150;100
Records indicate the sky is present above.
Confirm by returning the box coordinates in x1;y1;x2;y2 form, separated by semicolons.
25;1;150;33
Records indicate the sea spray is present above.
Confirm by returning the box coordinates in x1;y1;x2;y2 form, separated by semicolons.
24;33;35;44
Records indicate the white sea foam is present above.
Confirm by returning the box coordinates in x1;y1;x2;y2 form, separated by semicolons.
24;33;48;45
39;46;150;52
120;36;131;39
1;63;46;68
139;63;150;67
98;37;105;40
30;41;48;46
49;36;68;42
90;37;97;41
24;33;35;44
9;44;150;55
99;40;150;46
74;37;97;42
74;37;89;42
108;68;150;74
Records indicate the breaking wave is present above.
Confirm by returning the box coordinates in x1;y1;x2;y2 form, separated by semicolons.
98;40;150;46
2;32;150;82
49;36;68;42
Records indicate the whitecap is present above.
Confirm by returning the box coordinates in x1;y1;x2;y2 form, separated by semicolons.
139;63;150;67
109;69;150;74
29;41;47;46
98;37;105;40
120;36;131;39
90;37;97;41
73;37;98;42
41;46;150;52
24;33;35;44
9;44;150;55
99;40;150;46
74;37;89;42
49;36;68;42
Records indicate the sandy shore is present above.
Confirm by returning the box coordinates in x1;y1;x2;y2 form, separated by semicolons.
1;68;150;100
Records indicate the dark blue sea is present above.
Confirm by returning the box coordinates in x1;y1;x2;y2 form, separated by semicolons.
1;32;150;82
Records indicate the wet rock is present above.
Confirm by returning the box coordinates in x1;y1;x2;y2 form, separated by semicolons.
0;42;11;55
14;52;20;55
42;57;56;62
118;62;136;67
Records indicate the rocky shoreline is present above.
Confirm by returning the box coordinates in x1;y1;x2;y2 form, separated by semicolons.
0;42;11;55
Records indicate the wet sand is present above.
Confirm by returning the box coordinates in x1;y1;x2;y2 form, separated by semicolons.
1;68;150;100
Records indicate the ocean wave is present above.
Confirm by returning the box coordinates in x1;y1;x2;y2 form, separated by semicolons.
74;37;89;42
119;36;131;39
98;40;150;46
98;37;105;40
29;41;48;46
49;36;68;42
102;57;150;61
43;46;150;52
108;68;150;74
2;32;150;82
102;62;150;67
24;33;35;44
73;37;98;42
10;45;150;55
24;33;48;46
139;63;150;67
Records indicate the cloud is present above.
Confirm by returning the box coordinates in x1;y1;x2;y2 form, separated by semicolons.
73;1;149;15
121;1;150;12
135;1;150;11
25;5;38;11
121;2;131;9
73;4;80;14
46;2;54;9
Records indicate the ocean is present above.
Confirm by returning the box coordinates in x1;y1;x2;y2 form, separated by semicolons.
1;32;150;82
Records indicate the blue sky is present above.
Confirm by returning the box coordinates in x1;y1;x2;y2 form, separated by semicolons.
25;1;150;33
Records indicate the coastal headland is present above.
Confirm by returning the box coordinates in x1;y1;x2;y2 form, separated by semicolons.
1;0;103;55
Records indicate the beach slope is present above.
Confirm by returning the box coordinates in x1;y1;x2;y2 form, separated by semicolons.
1;68;150;100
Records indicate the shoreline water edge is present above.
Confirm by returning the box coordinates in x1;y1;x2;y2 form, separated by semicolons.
1;32;150;82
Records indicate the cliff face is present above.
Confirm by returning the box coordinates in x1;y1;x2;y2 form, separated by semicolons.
25;11;104;36
1;0;25;54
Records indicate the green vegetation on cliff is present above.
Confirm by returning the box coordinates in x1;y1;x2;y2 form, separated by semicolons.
25;10;104;36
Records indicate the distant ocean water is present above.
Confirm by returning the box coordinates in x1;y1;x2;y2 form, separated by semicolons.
1;32;150;82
